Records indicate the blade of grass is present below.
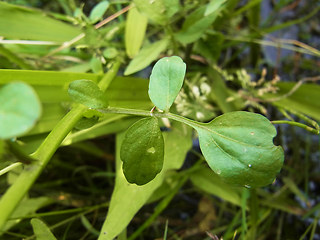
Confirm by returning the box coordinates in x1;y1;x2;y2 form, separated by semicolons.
0;45;34;69
241;188;249;240
163;220;168;240
127;176;187;240
80;215;100;236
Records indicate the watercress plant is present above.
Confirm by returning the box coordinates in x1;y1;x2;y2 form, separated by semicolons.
68;56;284;187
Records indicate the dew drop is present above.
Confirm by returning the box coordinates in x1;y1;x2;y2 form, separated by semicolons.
250;132;255;135
216;169;221;175
248;164;252;168
244;184;251;189
147;147;156;154
243;148;247;152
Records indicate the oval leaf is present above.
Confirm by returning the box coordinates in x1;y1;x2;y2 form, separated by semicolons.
148;56;186;111
89;1;110;23
68;79;109;108
120;117;164;185
0;82;41;139
194;111;284;188
124;38;169;75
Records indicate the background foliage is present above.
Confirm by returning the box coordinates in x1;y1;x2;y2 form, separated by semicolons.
0;0;319;239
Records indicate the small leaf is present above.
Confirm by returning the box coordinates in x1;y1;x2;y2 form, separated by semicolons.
205;0;227;16
120;117;164;185
90;57;103;74
31;218;57;240
148;56;186;111
175;5;220;44
89;1;110;23
68;79;109;108
194;111;284;188
124;38;169;75
125;6;148;58
133;0;180;25
0;82;41;139
103;48;118;59
99;123;191;239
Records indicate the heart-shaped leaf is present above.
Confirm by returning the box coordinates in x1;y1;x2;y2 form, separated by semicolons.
0;82;41;139
194;111;284;188
120;117;164;185
68;79;109;108
148;56;186;111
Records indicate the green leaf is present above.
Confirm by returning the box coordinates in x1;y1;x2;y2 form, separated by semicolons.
120;117;164;185
264;82;320;121
0;2;81;43
0;82;41;140
125;6;148;58
0;69;101;86
90;57;103;74
194;111;284;188
175;5;220;44
148;56;186;111
207;68;238;113
89;1;110;23
103;48;118;59
68;79;109;108
3;197;52;232
74;116;99;130
190;167;241;206
0;70;152;136
98;123;192;240
205;0;227;16
31;218;57;240
133;0;180;25
124;38;169;75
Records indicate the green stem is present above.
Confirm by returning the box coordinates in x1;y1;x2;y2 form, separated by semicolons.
248;189;258;240
127;176;187;240
0;61;121;232
0;163;22;177
98;61;121;91
0;106;85;232
271;120;319;134
98;107;199;129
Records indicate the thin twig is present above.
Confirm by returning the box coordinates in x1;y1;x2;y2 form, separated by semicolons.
94;5;131;29
44;5;131;58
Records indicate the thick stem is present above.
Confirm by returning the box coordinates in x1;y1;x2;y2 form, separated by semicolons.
0;61;121;232
0;106;85;231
